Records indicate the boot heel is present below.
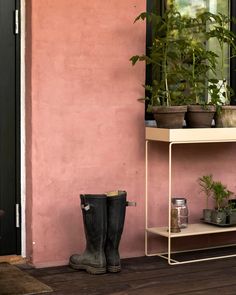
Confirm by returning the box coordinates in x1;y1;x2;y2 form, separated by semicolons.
107;265;121;273
86;265;106;275
70;262;106;274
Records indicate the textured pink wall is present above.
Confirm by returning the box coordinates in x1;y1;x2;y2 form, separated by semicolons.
26;0;146;267
26;0;236;267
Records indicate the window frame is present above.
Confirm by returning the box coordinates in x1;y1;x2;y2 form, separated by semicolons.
230;0;236;105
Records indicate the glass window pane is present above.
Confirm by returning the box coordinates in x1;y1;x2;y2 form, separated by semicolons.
173;0;229;16
174;0;207;17
167;0;230;102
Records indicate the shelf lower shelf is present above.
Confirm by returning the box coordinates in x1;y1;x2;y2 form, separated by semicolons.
147;223;236;238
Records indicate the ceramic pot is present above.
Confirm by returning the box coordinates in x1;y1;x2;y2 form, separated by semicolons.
152;106;187;129
215;106;236;127
185;105;216;128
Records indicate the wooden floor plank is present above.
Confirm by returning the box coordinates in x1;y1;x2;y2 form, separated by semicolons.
172;284;236;295
19;249;236;295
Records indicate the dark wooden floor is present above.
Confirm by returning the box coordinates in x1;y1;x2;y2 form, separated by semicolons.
19;249;236;295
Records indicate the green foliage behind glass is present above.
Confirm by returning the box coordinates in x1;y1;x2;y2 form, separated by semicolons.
130;0;236;109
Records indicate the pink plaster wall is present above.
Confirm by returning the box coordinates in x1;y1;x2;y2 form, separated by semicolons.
26;0;146;267
26;0;236;267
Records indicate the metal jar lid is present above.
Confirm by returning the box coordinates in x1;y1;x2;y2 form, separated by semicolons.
172;197;187;206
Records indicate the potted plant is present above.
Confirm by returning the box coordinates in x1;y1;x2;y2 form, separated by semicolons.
211;180;233;224
198;174;214;222
184;12;219;128
130;3;190;128
131;2;236;128
206;13;236;127
198;174;234;225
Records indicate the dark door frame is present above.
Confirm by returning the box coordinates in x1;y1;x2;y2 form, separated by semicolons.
15;0;21;255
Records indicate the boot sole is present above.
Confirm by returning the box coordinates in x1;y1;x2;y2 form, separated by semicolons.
107;265;121;273
70;262;106;275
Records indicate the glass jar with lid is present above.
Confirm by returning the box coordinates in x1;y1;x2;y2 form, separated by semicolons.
171;197;188;228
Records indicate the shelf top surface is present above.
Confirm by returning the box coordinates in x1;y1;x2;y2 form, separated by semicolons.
147;223;236;238
145;127;236;143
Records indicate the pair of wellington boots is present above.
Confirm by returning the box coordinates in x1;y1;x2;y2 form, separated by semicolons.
69;191;133;274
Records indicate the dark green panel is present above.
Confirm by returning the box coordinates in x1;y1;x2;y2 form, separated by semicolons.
0;0;20;255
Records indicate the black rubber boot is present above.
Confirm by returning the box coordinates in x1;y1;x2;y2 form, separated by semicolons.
105;191;127;273
69;194;107;274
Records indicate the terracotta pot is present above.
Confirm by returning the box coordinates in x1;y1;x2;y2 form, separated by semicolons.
185;105;216;128
215;106;236;127
152;106;187;129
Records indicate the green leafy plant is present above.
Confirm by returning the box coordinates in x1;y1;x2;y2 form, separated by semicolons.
198;174;213;208
130;3;194;108
130;3;226;109
130;0;236;117
211;181;233;211
198;174;234;211
206;13;236;106
179;13;219;106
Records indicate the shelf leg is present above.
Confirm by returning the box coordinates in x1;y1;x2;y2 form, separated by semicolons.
168;142;173;264
145;140;149;256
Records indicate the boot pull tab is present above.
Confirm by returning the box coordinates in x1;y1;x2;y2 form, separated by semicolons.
126;201;136;207
81;204;90;211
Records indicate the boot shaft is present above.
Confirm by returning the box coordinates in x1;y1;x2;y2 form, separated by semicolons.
105;191;127;271
106;191;127;244
80;194;107;252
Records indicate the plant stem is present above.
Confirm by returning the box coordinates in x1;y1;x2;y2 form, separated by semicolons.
219;42;229;104
192;50;199;104
219;18;229;104
164;18;170;107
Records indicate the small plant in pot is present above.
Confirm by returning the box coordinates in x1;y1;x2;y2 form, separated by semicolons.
130;3;191;128
198;174;234;225
198;175;214;222
211;181;233;224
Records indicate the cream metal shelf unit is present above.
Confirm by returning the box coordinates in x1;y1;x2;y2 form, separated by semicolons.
145;127;236;265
